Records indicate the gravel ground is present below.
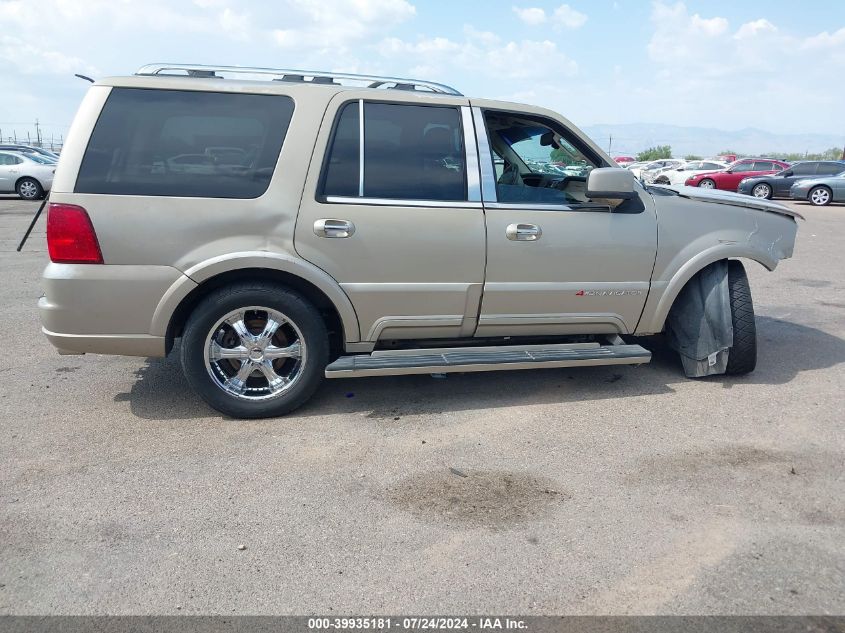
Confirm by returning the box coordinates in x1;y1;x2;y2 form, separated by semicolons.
0;195;842;615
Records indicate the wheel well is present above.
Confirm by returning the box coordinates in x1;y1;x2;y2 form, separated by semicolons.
651;256;766;334
15;176;42;189
166;268;345;356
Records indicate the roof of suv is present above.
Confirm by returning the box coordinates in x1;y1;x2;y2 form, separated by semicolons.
104;63;465;97
90;63;616;169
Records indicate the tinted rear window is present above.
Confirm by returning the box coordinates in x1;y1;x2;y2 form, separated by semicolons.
76;88;294;198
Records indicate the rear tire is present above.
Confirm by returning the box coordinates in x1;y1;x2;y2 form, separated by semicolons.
16;178;43;200
180;282;329;418
698;178;716;189
725;260;757;375
808;186;832;206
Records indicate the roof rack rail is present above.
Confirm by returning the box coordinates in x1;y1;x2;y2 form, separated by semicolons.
135;64;463;96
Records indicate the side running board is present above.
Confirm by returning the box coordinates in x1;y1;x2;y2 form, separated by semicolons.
325;341;651;378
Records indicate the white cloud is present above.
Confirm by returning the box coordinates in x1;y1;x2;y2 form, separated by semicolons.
513;7;546;26
512;4;586;29
272;0;416;51
734;18;776;40
378;28;578;81
638;1;845;133
552;4;588;29
0;36;99;76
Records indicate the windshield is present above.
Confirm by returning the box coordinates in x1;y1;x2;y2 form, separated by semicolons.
508;129;595;178
28;154;56;164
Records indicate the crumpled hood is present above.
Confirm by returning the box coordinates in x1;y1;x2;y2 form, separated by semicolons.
659;184;804;220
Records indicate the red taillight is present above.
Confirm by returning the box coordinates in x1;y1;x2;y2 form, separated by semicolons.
46;203;103;264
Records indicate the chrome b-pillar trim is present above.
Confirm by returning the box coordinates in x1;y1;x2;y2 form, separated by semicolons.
461;106;481;202
358;98;365;197
471;106;497;203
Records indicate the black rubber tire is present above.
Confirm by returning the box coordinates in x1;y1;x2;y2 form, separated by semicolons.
808;185;832;206
725;260;757;375
180;282;328;418
16;177;44;200
698;178;716;189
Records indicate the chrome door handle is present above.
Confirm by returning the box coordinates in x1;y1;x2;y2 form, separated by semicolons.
506;223;542;241
314;218;355;238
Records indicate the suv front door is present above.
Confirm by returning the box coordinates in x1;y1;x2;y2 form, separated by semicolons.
295;93;486;343
472;106;657;337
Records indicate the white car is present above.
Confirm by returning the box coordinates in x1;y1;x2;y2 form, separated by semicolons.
652;160;729;186
0;150;56;199
630;159;684;180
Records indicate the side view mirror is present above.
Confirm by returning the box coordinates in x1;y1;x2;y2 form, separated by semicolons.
586;167;636;200
782;171;793;177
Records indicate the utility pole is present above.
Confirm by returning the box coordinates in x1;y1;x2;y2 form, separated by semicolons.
35;119;42;147
608;134;613;154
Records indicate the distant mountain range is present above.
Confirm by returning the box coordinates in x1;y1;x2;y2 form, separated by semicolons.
581;123;844;158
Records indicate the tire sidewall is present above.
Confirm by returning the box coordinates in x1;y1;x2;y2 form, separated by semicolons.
17;178;43;200
725;260;757;375
752;183;771;199
699;179;716;189
180;285;328;418
809;186;831;206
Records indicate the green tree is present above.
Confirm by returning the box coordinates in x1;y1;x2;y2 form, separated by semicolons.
684;154;702;160
636;145;672;161
550;146;578;164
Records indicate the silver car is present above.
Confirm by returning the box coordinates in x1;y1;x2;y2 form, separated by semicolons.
38;64;801;419
0;151;55;199
790;171;845;206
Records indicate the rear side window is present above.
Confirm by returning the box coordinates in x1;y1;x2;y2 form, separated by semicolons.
790;163;816;176
818;162;845;175
76;88;294;198
321;101;466;202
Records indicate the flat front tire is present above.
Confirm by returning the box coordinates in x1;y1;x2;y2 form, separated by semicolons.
725;260;757;375
180;283;329;418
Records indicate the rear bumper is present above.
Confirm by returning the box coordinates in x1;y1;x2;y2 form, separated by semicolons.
41;326;165;357
39;262;187;357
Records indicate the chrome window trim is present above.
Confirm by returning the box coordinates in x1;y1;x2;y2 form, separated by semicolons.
358;98;365;197
485;202;574;211
471;106;497;203
323;196;482;209
487;201;616;213
461;106;481;202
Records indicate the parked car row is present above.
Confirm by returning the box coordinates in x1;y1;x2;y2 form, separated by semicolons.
619;154;845;206
0;146;57;199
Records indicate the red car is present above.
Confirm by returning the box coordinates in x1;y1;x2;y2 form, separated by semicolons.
684;158;790;191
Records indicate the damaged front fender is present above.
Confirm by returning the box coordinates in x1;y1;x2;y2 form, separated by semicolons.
636;190;800;335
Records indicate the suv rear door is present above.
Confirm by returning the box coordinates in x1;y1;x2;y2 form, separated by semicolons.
471;105;657;337
295;92;486;342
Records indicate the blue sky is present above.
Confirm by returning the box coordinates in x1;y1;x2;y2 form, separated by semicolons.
1;0;843;144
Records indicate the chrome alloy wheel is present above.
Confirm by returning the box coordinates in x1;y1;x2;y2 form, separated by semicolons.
810;187;831;205
699;179;716;189
18;180;39;199
752;183;771;198
203;306;306;401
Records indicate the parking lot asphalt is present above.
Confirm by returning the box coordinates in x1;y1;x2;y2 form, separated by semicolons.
0;194;842;615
